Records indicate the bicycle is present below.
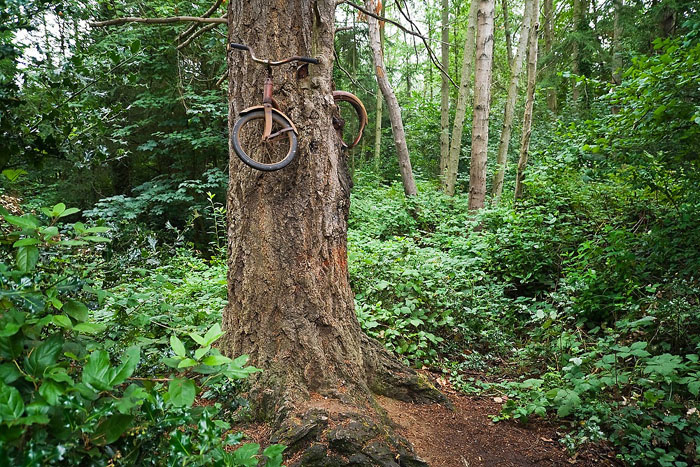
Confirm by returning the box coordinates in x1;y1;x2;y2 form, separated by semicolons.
229;43;367;172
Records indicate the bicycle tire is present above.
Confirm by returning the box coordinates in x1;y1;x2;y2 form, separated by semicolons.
332;90;368;149
232;109;298;171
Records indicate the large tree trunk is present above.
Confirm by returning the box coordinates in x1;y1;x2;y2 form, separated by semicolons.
468;0;496;210
491;0;534;203
443;0;478;196
222;0;438;462
544;0;557;112
366;0;418;196
438;0;450;183
514;0;540;201
373;2;385;173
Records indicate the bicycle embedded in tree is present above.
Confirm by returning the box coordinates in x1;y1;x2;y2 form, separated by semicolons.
229;43;367;172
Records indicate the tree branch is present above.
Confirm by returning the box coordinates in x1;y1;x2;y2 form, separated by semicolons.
89;16;227;27
177;0;224;41
177;21;223;49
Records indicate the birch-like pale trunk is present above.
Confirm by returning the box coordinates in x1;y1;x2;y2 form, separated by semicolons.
373;3;385;172
572;0;582;104
439;0;451;181
468;0;496;210
502;0;513;68
514;0;540;201
366;0;417;196
544;0;556;112
491;0;534;203
443;0;477;196
612;0;623;85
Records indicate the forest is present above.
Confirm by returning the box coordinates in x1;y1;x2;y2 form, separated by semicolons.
1;0;699;465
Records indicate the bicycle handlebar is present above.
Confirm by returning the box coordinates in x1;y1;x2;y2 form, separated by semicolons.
229;42;319;66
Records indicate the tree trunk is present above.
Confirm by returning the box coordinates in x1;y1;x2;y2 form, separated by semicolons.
491;0;534;203
468;0;496;210
222;0;438;462
443;0;478;196
612;0;622;85
373;2;385;173
572;0;582;104
439;0;450;183
544;0;556;112
366;0;418;196
514;0;540;201
501;0;513;68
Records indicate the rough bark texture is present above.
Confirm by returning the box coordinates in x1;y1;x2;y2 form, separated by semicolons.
468;0;495;210
366;0;417;197
444;0;477;197
514;0;540;201
501;0;513;68
373;3;385;173
491;0;533;203
222;0;440;463
438;0;450;183
544;0;556;112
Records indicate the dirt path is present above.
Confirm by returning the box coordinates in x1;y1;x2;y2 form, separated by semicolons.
377;392;619;467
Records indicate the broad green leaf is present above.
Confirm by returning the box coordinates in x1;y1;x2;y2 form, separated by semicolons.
82;350;113;390
203;323;225;346
38;381;63;406
0;384;25;421
233;443;260;467
263;444;286;467
168;378;196;407
16;245;39;272
0;363;21;384
189;332;207;347
73;322;106;334
25;335;63;377
92;414;134;445
194;346;210;360
12;238;39;247
63;299;89;322
58;207;80;218
53;315;73;330
170;335;186;357
4;214;39;229
116;384;148;414
110;346;140;386
177;358;199;369
202;355;232;366
50;203;66;217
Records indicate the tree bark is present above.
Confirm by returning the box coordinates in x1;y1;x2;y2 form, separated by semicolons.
443;0;478;196
501;0;513;68
439;0;451;183
468;0;496;210
514;0;540;201
544;0;556;112
572;0;582;104
366;0;418;196
491;0;533;203
222;0;438;462
374;2;385;173
612;0;622;86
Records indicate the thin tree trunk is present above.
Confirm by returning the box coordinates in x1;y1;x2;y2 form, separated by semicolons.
491;0;534;203
572;0;582;104
501;0;513;68
544;0;556;112
612;0;622;85
439;0;451;182
222;0;440;459
374;2;385;173
443;0;477;196
468;0;496;210
514;0;540;201
366;0;418;196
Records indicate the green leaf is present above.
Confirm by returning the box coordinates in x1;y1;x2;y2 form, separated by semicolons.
83;236;111;243
688;381;700;397
130;39;141;54
168;378;196;407
0;363;22;384
53;314;73;329
25;335;63;377
233;443;260;467
58;207;80;218
194;346;210;360
82;350;113;390
554;389;581;417
189;332;207;346
644;354;683;377
116;384;148;414
202;355;232;366
110;346;140;386
170;335;187;357
177;358;199;369
92;414;134;445
263;444;286;467
0;384;25;422
63;299;89;322
203;323;225;347
38;381;63;406
51;203;66;217
12;238;39;247
16;245;39;272
4;214;39;229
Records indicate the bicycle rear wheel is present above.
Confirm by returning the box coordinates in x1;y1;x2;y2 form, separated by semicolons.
232;109;298;171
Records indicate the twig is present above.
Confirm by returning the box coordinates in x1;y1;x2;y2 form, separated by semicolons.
333;48;376;96
89;16;227;27
128;377;173;382
215;72;228;87
177;21;223;50
177;0;224;41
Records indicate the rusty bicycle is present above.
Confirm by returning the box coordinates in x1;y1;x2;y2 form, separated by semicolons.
229;43;367;171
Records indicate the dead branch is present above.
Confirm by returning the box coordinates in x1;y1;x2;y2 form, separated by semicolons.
89;16;227;27
177;21;223;49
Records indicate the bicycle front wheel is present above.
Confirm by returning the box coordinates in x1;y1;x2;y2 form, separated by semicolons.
232;110;298;171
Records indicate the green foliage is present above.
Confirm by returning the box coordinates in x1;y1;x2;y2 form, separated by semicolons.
0;206;281;465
